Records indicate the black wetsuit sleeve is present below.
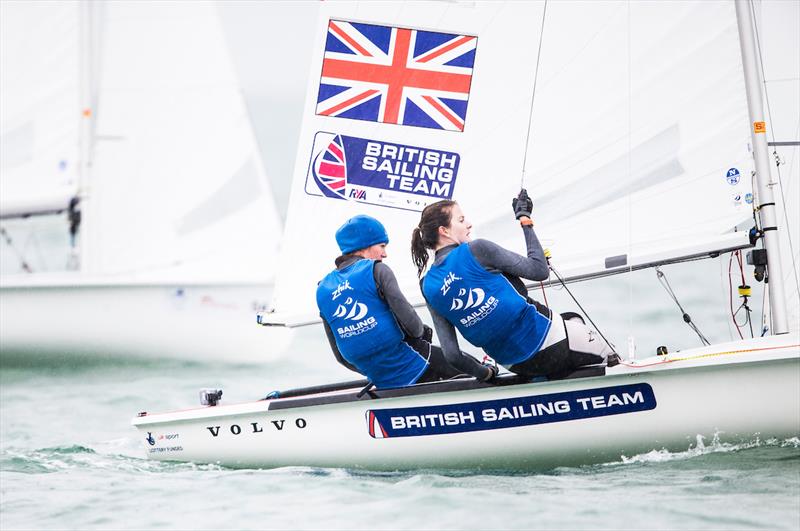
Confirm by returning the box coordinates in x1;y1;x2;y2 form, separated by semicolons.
469;225;548;281
374;261;424;338
321;316;360;374
428;304;492;380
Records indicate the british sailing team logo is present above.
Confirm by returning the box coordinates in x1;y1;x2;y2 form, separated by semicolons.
313;134;348;200
146;432;156;446
306;132;460;212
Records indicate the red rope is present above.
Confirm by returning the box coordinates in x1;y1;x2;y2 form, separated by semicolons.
729;252;744;339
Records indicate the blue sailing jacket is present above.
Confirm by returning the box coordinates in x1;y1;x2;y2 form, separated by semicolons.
422;243;551;365
317;259;428;388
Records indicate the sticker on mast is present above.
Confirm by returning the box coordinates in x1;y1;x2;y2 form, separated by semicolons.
304;132;460;212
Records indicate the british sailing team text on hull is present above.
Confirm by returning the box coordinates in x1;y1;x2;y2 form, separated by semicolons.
132;336;799;470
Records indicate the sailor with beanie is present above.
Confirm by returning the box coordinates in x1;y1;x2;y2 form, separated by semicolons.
316;215;463;388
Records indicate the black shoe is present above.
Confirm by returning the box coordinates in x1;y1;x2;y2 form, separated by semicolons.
606;353;621;367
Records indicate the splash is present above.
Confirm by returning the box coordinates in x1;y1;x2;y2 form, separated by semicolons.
617;433;793;465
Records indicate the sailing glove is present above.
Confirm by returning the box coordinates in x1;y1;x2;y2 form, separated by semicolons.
512;188;533;219
482;363;499;382
422;324;433;343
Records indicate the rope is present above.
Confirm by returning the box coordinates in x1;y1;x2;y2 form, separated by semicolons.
520;0;549;186
0;226;33;273
548;263;616;351
655;266;710;346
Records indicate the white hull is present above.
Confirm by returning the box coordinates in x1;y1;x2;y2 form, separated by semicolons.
132;334;800;470
0;279;293;363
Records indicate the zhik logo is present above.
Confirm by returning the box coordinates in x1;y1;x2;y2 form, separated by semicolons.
450;287;485;311
331;280;353;300
334;297;369;320
440;272;462;296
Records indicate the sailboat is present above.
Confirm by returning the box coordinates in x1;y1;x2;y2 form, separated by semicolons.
132;0;799;469
0;2;291;363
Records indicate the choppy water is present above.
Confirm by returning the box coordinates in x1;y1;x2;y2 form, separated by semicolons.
2;260;800;530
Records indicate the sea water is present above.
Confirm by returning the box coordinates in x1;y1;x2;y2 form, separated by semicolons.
2;260;799;530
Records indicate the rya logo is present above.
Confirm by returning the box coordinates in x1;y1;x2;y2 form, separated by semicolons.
146;432;155;446
450;287;485;311
440;272;462;296
349;189;367;200
334;297;369;320
331;279;353;300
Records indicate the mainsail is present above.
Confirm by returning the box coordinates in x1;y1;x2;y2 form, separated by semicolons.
268;0;759;324
84;1;282;282
0;1;81;219
1;1;283;283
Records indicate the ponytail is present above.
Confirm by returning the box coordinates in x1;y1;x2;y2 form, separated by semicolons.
411;227;429;278
410;200;456;277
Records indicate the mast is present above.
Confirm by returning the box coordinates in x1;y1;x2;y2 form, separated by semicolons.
76;0;95;273
735;0;789;335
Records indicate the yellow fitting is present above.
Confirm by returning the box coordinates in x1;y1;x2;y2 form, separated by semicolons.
738;285;751;297
543;248;552;259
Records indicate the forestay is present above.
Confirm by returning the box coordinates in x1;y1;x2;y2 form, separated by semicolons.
269;0;758;323
0;1;81;218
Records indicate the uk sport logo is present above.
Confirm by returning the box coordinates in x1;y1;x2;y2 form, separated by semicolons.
450;287;485;311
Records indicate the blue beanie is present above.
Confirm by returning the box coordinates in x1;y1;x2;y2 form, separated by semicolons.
335;215;389;254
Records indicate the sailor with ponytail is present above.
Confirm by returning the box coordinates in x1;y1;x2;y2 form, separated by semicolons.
316;215;462;389
415;192;620;383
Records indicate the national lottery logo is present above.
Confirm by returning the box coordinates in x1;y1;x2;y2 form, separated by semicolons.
306;132;460;212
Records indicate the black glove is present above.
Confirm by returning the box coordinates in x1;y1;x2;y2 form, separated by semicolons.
481;363;498;382
512;188;533;219
422;324;433;343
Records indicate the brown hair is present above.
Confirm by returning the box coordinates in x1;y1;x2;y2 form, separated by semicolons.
411;200;457;277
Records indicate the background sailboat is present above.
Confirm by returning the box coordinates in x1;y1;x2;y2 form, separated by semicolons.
0;1;291;363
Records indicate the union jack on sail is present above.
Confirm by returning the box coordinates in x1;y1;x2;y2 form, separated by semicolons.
312;134;347;199
317;20;477;131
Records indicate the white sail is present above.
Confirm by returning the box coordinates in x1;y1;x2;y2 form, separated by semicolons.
269;0;758;323
271;0;547;320
488;1;755;281
0;1;80;218
83;1;282;282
